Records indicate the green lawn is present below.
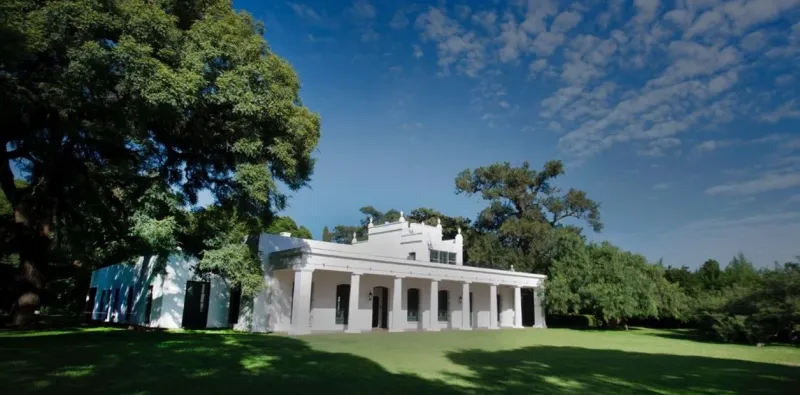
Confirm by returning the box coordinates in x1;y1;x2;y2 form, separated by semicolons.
1;327;798;394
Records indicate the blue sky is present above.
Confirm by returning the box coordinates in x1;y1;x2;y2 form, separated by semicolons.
233;0;800;269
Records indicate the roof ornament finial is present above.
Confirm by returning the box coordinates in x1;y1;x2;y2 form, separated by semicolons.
399;210;406;222
436;217;442;229
510;265;515;272
458;227;462;234
455;227;463;244
368;216;373;228
351;232;357;244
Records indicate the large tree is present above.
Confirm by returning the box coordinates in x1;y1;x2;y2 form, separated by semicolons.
547;233;685;328
455;160;601;273
0;0;320;324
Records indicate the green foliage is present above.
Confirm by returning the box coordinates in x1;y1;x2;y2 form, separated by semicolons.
322;226;331;242
547;314;598;328
677;257;800;344
546;232;686;327
264;216;312;239
664;265;702;298
406;207;472;240
330;206;469;245
698;259;723;291
455;160;601;273
723;253;760;288
0;0;321;312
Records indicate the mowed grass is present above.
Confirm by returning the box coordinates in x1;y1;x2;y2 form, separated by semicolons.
0;327;798;394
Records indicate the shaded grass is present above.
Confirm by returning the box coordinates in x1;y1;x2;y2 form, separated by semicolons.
0;327;797;394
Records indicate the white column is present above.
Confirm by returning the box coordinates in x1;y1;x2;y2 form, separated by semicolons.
534;287;547;328
390;276;404;332
428;280;440;331
461;282;471;330
346;273;361;333
290;269;313;335
513;286;523;328
489;284;498;329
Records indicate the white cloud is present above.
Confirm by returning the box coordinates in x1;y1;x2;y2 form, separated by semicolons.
361;27;379;42
455;5;472;20
347;0;376;20
650;42;741;88
412;44;423;58
471;11;498;32
787;194;800;204
390;10;409;29
415;7;487;77
652;182;671;190
532;32;565;57
740;30;768;53
520;0;558;34
408;0;800;162
706;172;800;195
775;74;795;86
289;3;322;20
399;122;423;130
634;0;661;26
695;139;735;152
663;9;694;28
684;10;727;39
529;59;548;73
551;11;582;34
760;100;800;123
721;0;800;33
708;70;739;95
547;121;563;133
497;13;529;63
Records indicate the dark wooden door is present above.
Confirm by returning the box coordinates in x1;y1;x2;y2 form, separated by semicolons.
380;289;388;329
522;288;535;327
497;294;502;324
181;281;210;329
371;296;380;327
469;292;474;327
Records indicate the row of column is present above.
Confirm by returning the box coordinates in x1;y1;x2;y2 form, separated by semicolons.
291;269;544;335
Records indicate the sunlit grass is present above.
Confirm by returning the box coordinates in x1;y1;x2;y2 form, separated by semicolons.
0;326;797;395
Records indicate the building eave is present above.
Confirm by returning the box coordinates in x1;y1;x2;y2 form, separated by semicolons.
267;245;546;287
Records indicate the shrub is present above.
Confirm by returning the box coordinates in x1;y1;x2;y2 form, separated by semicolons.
548;314;597;328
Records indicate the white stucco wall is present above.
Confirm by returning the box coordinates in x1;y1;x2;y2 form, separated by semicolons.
89;255;158;324
247;270;509;333
89;254;231;329
90;216;545;334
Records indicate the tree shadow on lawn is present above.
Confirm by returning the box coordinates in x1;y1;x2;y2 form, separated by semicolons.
0;330;461;395
446;345;799;394
1;330;797;395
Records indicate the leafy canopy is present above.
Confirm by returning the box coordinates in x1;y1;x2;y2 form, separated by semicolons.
455;160;601;273
0;0;321;304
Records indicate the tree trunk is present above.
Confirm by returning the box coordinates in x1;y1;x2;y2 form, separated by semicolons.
10;210;50;327
12;241;47;326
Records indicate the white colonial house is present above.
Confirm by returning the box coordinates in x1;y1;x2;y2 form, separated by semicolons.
87;212;547;334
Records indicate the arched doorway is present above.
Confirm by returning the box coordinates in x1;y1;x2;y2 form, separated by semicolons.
371;286;389;329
